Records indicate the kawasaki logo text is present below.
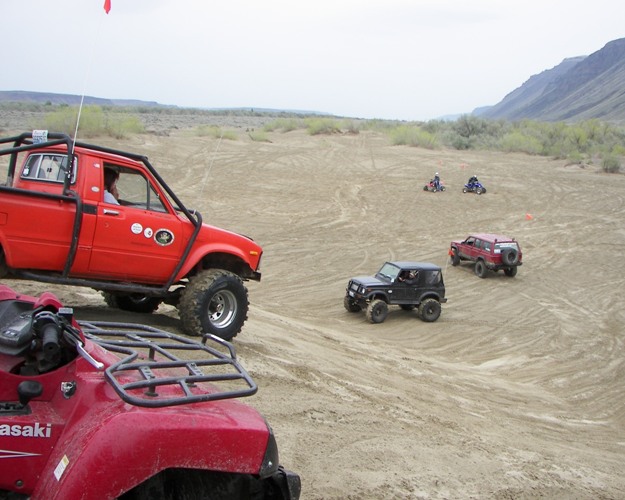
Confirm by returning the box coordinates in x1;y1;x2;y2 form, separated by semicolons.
0;423;52;438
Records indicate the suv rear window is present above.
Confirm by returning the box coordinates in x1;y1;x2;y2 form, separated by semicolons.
494;242;519;253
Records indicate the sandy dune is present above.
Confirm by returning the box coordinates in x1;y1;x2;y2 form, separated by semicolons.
4;127;625;499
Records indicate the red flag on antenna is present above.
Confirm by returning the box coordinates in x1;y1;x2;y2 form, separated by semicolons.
104;0;111;14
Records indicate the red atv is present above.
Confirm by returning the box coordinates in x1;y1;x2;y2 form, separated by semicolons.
0;285;300;500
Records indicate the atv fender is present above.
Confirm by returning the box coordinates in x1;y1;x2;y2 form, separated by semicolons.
30;403;272;500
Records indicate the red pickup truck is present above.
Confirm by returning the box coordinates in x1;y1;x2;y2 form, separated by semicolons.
0;131;262;339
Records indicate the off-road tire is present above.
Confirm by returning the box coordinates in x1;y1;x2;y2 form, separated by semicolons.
476;187;483;195
102;292;162;313
475;260;487;278
462;187;468;193
504;266;518;277
344;295;362;312
120;468;290;500
179;269;248;339
418;298;441;322
501;247;519;266
366;299;388;324
450;248;460;266
423;185;429;191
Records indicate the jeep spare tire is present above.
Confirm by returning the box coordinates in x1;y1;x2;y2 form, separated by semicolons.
179;269;249;339
501;247;519;266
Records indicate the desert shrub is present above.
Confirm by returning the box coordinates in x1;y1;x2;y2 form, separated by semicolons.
340;119;361;134
305;118;341;135
499;131;543;154
194;125;237;140
601;155;621;173
263;118;304;132
42;105;144;138
249;130;270;142
387;125;437;149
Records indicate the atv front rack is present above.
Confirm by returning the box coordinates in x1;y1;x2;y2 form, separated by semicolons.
78;321;258;408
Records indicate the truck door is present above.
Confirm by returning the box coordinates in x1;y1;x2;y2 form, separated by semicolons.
90;165;184;284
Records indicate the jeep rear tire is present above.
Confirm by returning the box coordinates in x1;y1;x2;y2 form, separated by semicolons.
504;266;518;277
475;260;487;278
102;292;162;313
418;298;441;322
366;299;388;324
501;247;519;266
344;295;362;312
179;269;248;339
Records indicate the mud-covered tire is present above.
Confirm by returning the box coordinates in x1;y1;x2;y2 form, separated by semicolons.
344;295;362;312
102;292;162;313
366;299;388;324
504;266;518;277
450;248;460;266
475;260;487;278
501;247;519;266
418;298;441;322
178;269;248;339
423;185;429;191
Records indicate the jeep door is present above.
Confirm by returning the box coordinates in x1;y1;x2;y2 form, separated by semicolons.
90;165;184;283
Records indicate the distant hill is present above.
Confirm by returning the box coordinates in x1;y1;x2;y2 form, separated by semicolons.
475;38;625;122
0;90;161;108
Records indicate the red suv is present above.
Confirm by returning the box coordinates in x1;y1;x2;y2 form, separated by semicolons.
450;233;522;278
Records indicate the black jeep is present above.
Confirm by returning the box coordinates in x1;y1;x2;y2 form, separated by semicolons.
343;261;447;324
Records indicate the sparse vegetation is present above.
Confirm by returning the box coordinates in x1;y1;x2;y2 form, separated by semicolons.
41;105;144;138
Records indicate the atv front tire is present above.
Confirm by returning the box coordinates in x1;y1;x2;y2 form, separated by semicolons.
179;269;248;339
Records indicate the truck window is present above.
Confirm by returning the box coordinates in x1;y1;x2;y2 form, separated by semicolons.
424;270;441;285
110;165;167;213
21;154;75;183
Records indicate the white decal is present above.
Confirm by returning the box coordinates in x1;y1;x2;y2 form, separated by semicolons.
0;423;52;438
131;223;143;235
33;130;48;144
54;454;70;481
0;449;41;459
144;227;153;238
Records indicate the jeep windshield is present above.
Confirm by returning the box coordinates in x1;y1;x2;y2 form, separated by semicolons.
376;262;400;282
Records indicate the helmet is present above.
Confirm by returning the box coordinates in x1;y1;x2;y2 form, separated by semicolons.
435;172;439;176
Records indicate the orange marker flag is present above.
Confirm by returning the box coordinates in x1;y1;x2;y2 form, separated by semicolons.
525;213;534;220
104;0;111;14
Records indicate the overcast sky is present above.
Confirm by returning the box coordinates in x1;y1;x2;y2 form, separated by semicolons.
2;0;624;121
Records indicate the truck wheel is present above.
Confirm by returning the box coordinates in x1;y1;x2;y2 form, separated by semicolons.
504;266;518;277
450;248;460;266
344;295;362;312
501;248;519;266
366;299;388;324
0;248;8;278
179;269;248;339
418;298;441;322
475;260;487;278
102;292;162;313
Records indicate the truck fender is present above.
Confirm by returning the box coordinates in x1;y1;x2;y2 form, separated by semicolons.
175;242;258;281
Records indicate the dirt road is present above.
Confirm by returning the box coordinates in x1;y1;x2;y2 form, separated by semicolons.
5;126;625;499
